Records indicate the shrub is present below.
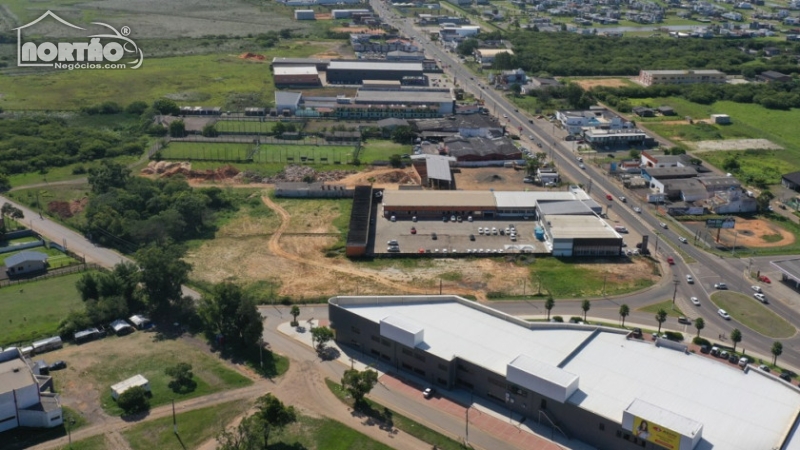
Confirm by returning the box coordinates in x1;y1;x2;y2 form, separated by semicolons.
693;337;711;347
117;386;150;415
569;316;583;323
551;316;564;322
664;331;684;342
72;165;87;175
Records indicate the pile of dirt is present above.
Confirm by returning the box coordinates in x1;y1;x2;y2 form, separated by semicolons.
256;165;356;183
47;197;88;219
480;173;505;183
141;161;241;181
372;169;417;184
238;52;265;61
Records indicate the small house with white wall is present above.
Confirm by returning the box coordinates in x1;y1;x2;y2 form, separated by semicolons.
111;374;151;400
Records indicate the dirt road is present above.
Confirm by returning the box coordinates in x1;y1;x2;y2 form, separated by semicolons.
261;195;487;301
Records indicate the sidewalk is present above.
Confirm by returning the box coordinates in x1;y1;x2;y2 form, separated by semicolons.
277;320;595;450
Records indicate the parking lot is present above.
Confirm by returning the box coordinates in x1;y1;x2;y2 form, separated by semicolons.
374;207;549;255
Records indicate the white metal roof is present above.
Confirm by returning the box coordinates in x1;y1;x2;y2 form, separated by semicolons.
111;374;149;394
335;297;800;449
328;60;423;72
274;66;318;76
562;332;800;450
546;215;621;239
0;358;35;393
425;156;452;182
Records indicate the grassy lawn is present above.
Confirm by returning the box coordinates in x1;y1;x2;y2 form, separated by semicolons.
710;291;796;338
646;122;758;142
1;245;80;270
1;45;327;110
359;140;413;162
214;120;277;134
638;300;684;318
532;257;656;298
58;435;106;450
8;184;93;229
696;149;797;187
0;272;91;346
6;155;140;189
91;337;254;415
159;142;254;162
325;379;468;450
123;401;250;450
274;415;396;450
275;197;353;234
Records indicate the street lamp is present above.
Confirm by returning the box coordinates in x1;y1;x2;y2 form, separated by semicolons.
672;276;680;308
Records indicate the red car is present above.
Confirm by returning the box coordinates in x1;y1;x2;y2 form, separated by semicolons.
759;275;771;284
606;194;613;201
411;227;417;234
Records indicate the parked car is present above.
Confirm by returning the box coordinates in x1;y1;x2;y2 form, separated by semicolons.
759;364;770;372
738;357;749;368
714;282;728;290
751;285;762;293
678;316;691;325
781;372;793;382
754;293;768;304
728;354;739;364
759;275;771;283
450;215;456;222
720;350;730;359
423;387;435;399
469;234;475;241
387;245;400;253
691;297;700;306
718;309;731;320
478;227;484;235
431;232;437;240
410;227;416;234
387;239;398;246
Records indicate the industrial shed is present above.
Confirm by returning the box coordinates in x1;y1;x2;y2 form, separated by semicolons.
382;190;497;219
345;186;374;257
111;374;150;400
327;60;424;84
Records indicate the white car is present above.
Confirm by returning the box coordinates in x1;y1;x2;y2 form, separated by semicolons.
633;206;642;213
579;163;586;169
754;293;768;304
660;222;668;229
478;227;484;235
718;309;731;320
679;237;687;243
686;274;694;284
492;227;498;235
690;297;700;306
751;285;762;293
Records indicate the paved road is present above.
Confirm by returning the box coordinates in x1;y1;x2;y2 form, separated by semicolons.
0;195;201;299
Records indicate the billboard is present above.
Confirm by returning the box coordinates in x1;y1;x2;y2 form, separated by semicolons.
632;416;681;450
706;218;735;229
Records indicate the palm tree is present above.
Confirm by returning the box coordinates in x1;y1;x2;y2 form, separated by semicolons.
544;296;555;320
619;304;630;327
772;341;783;365
290;305;300;325
731;328;742;353
655;309;667;334
694;317;705;337
581;299;591;322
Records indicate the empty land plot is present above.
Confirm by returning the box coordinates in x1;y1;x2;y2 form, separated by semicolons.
46;332;253;417
160;142;254;161
214;120;277;134
710;291;796;338
0;272;91;346
276;198;352;234
571;77;635;90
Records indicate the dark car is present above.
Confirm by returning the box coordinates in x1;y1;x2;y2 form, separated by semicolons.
49;361;67;371
700;345;710;354
432;232;437;240
780;372;792;382
631;328;643;338
678;316;691;325
728;354;739;364
469;234;475;241
423;387;435;399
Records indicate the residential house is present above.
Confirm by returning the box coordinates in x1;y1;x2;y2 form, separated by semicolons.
657;106;676;116
4;250;48;278
632;106;655;117
782;171;800;191
758;70;792;82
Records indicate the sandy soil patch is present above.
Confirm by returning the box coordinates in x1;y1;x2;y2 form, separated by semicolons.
572;78;633;90
692;217;795;248
337;167;421;189
692;139;783;152
331;27;385;34
454;167;529;191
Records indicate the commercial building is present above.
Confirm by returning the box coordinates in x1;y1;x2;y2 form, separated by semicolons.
783;171;800;192
439;26;481;40
331;8;371;18
542;215;623;256
354;88;455;115
329;295;800;450
0;348;63;433
414;114;504;139
273;66;320;86
582;128;654;149
638;69;727;86
326;61;424;84
436;136;522;161
270;57;330;71
556;107;632;135
275;91;303;115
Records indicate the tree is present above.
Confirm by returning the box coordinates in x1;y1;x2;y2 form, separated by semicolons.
389;154;403;168
290;305;300;326
0;202;24;235
694;317;705;337
202;124;219;137
255;393;297;447
87;160;130;194
117;386;150;415
135;245;191;316
273;121;286;135
0;173;10;193
492;51;514;70
126;101;149;115
544;296;555;320
457;38;479;56
655;308;667;333
169;120;186;138
619;304;630;326
199;282;264;349
772;341;783;365
165;362;196;393
509;82;522;96
731;328;742;352
152;98;180;115
76;272;100;301
216;414;264;450
391;125;414;144
310;326;335;353
756;190;775;212
341;368;379;405
581;299;591;322
629;149;641;159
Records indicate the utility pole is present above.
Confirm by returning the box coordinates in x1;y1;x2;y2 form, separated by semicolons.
172;399;177;434
672;276;680;308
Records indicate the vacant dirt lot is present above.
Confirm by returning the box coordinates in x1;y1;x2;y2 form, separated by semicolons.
454;166;530;191
693;138;783;152
572;78;633;90
694;217;796;248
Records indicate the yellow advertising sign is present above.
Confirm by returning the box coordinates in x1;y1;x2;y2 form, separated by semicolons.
632;416;681;450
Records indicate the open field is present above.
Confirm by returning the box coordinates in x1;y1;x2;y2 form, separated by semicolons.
214;120;277;134
710;291;796;338
123;401;250;450
571;77;635;90
44;332;253;419
0;272;90;346
639;300;684;318
535;257;658;298
58;435;106;450
6;155;139;189
0;44;327;110
160;142;253;162
275;415;395;450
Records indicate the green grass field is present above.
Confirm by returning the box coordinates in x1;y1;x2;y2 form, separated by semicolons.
123;401;250;450
95;338;253;415
1;245;79;270
532;257;656;298
214;120;277;134
710;291;796;338
1;45;326;110
638;300;684;318
0;272;90;346
646;122;757;142
6;155;140;189
160;142;254;161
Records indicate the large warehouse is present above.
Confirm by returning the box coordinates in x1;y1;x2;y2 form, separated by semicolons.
273;65;320;86
329;295;800;450
354;88;455;115
326;60;425;84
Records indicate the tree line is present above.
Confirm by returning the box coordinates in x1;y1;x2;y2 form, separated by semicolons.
504;32;800;77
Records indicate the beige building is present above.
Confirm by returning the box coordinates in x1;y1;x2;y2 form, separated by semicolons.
273;65;320;86
638;69;726;86
474;48;513;65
